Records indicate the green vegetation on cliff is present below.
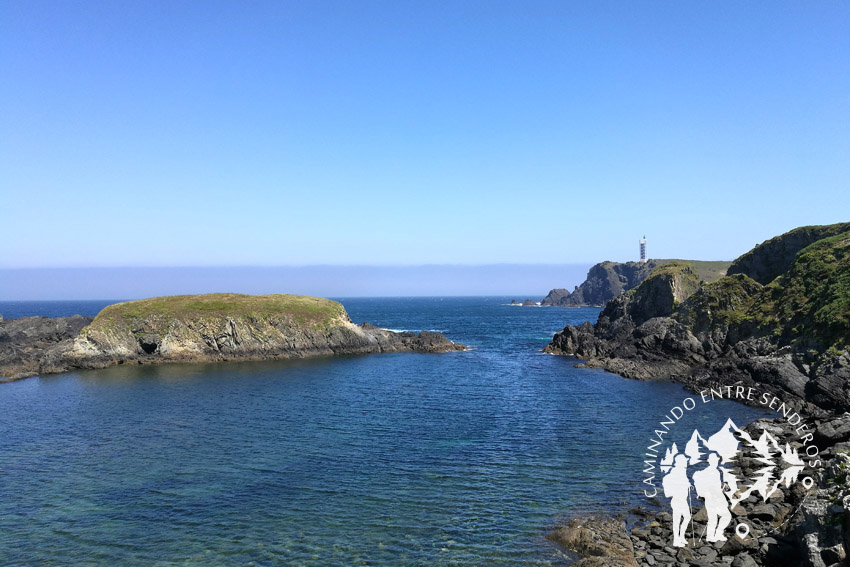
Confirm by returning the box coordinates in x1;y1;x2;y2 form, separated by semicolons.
750;230;850;349
548;221;850;412
88;293;348;333
671;228;850;350
654;259;731;283
727;222;850;285
675;273;762;329
596;226;850;353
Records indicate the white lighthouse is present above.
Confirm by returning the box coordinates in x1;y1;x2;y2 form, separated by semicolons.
639;236;647;263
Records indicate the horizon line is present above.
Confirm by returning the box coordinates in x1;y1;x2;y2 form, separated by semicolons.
0;259;732;271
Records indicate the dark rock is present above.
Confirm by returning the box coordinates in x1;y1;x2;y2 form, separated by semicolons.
815;416;850;446
750;503;777;521
0;315;93;381
719;535;759;555
675;547;693;562
731;554;759;567
821;545;845;565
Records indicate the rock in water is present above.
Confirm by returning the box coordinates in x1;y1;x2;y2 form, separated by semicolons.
548;516;638;567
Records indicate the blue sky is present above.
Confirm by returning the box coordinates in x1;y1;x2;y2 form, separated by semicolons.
2;1;849;272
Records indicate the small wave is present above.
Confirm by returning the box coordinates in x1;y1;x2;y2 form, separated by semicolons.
380;328;410;333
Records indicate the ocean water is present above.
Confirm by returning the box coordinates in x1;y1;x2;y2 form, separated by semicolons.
0;298;768;566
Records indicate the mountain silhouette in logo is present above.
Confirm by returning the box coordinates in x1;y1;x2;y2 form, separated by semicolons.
705;418;742;464
685;430;712;465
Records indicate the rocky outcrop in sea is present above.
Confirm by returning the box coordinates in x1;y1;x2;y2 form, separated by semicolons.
0;294;466;382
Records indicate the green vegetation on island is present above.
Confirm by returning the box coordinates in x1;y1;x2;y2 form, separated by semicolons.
87;293;348;333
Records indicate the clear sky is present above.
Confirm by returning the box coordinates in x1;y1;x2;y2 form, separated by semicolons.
2;1;849;272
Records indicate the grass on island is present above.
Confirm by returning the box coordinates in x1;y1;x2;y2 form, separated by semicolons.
89;293;348;331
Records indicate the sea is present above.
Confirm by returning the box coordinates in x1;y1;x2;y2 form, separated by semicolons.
0;298;768;566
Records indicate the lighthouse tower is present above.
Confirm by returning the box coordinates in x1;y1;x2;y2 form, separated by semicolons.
639;236;647;263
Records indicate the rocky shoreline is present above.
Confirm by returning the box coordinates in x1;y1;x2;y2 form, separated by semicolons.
544;224;850;567
550;414;850;567
0;295;466;382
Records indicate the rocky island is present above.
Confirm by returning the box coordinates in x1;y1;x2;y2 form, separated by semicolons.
0;293;465;382
544;223;850;567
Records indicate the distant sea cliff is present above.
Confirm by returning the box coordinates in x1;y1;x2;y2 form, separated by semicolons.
541;259;731;307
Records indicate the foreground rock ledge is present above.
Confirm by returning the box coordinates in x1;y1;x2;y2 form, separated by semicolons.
0;293;466;381
548;516;638;567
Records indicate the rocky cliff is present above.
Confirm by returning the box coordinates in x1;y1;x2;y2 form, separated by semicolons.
545;224;850;567
0;314;93;379
541;261;659;307
544;223;850;413
727;222;850;285
0;294;465;381
541;259;730;307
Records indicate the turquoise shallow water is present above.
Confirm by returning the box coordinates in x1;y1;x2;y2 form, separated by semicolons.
0;298;767;566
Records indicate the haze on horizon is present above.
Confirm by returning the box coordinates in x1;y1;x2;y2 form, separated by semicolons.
3;2;849;286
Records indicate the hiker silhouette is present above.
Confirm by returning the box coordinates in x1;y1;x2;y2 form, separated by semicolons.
693;452;732;542
662;453;691;547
